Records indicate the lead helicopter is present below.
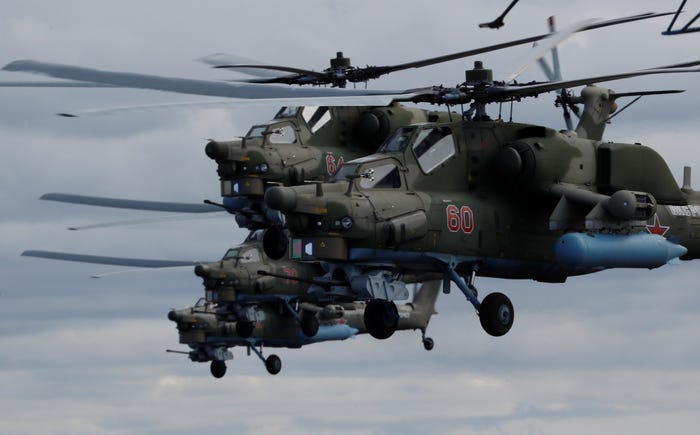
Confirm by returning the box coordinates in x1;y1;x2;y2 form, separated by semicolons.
253;59;700;339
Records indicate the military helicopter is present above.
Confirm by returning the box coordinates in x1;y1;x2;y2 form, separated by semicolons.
167;280;439;377
249;57;700;339
23;230;325;339
0;13;674;231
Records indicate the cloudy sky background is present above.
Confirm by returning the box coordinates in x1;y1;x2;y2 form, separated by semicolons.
2;1;700;434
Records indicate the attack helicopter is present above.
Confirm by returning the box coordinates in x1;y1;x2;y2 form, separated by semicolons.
254;58;700;339
167;280;439;377
24;230;326;339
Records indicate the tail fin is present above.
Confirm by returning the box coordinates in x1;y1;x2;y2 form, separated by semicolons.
412;280;440;317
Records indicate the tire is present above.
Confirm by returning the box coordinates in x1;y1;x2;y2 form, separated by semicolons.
265;354;282;375
363;299;399;340
479;292;514;337
262;225;287;260
423;337;434;351
210;360;227;378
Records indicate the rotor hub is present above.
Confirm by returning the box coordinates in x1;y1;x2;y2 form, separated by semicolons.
465;61;493;86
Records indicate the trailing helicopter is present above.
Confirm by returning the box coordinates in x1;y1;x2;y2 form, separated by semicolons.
23;230;326;339
167;280;439;377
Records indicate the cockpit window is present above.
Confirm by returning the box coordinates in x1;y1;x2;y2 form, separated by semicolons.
268;124;297;144
379;127;415;152
275;107;299;119
301;106;332;133
246;125;267;138
245;124;297;144
359;163;402;189
333;163;358;181
223;248;240;260
239;248;261;264
412;126;455;173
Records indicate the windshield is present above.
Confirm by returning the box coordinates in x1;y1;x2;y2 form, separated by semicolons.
239;248;261;264
223;248;240;260
412;126;455;173
246;125;267;138
334;163;360;181
275;107;299;119
245;123;297;144
379;126;415;153
359;162;402;189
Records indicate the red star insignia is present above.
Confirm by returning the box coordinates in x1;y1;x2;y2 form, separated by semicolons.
646;214;670;237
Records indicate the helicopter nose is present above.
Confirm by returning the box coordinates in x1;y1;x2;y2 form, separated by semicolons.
265;186;297;212
194;264;210;277
204;140;229;160
167;309;181;322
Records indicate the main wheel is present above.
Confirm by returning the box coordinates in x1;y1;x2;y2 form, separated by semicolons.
210;360;227;378
236;320;255;338
479;292;514;337
423;337;434;351
300;311;319;337
262;225;287;260
364;299;399;340
265;354;282;375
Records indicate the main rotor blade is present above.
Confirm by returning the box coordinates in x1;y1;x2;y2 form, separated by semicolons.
362;12;674;78
41;193;223;213
22;250;203;268
198;53;292;78
67;214;225;231
488;65;700;103
212;63;326;78
0;81;116;88
55;94;403;117
503;18;598;84
2;60;407;100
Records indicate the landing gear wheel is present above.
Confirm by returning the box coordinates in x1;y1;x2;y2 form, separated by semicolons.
479;292;514;337
236;320;255;339
300;311;319;337
423;337;434;351
364;299;399;340
210;360;227;378
262;225;288;260
265;354;282;375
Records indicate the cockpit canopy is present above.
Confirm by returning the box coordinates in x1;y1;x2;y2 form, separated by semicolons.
221;246;262;264
335;157;403;189
244;106;333;144
379;125;456;174
275;106;332;133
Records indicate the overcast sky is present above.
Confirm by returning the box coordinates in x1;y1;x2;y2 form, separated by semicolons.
2;1;700;434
